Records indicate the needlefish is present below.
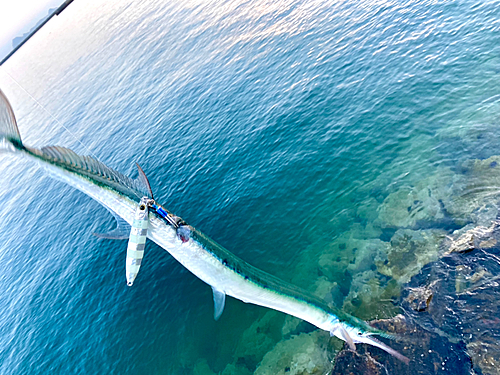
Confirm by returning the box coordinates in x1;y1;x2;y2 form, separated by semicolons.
0;89;409;364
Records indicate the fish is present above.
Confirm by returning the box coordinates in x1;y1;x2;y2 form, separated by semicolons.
0;89;409;364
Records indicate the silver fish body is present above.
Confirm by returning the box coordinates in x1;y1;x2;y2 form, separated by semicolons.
0;89;409;364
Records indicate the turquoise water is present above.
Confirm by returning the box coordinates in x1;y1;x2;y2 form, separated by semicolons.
0;0;499;373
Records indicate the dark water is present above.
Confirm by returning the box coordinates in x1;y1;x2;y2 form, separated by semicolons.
0;0;499;373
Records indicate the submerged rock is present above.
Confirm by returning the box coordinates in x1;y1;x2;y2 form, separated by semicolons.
376;169;454;229
374;157;500;231
331;314;473;375
342;270;400;319
376;228;445;283
405;281;437;312
254;330;333;375
444;221;499;255
318;235;389;282
356;197;381;223
446;229;475;254
221;363;253;375
444;156;500;226
402;236;500;375
266;155;500;374
233;310;286;371
281;315;303;338
331;349;388;375
315;227;445;318
193;359;217;375
315;234;402;319
466;341;500;375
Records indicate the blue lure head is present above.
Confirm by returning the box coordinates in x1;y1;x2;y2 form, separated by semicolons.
137;166;186;236
150;202;177;226
149;201;191;243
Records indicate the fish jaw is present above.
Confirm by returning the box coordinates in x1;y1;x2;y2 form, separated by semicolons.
357;334;410;365
329;319;410;365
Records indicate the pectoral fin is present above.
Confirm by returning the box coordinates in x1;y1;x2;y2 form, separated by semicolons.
338;324;356;351
211;286;226;321
93;212;131;240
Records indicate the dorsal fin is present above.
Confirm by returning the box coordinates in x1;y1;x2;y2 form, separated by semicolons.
31;145;152;199
136;163;154;200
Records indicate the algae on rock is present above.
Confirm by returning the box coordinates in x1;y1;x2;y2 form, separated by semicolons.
342;270;401;319
318;234;389;281
376;228;445;283
444;155;500;226
254;331;333;375
376;168;454;229
232;310;286;371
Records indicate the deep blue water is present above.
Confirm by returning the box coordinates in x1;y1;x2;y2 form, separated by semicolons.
0;0;499;373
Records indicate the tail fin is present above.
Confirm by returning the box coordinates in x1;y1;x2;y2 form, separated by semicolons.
0;89;23;150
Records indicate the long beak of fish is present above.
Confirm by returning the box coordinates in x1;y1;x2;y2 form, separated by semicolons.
356;334;410;365
330;323;410;365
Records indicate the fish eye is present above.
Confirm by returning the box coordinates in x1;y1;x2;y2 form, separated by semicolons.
177;225;191;243
139;204;146;210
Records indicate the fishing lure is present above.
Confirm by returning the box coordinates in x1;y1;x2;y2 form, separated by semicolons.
150;201;191;243
126;197;150;286
124;185;190;286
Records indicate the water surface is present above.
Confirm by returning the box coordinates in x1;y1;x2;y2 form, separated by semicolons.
0;0;499;373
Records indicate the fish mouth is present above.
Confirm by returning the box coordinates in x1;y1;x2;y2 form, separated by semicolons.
330;322;410;365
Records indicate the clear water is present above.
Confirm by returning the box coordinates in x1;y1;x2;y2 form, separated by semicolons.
0;0;499;373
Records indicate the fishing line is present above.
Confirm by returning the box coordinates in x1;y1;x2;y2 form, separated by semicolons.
0;66;99;160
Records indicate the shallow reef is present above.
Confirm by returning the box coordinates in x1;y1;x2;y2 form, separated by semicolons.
332;314;473;375
247;156;500;374
254;330;333;375
401;225;500;375
375;228;445;284
331;157;500;373
191;155;500;374
376;169;455;229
